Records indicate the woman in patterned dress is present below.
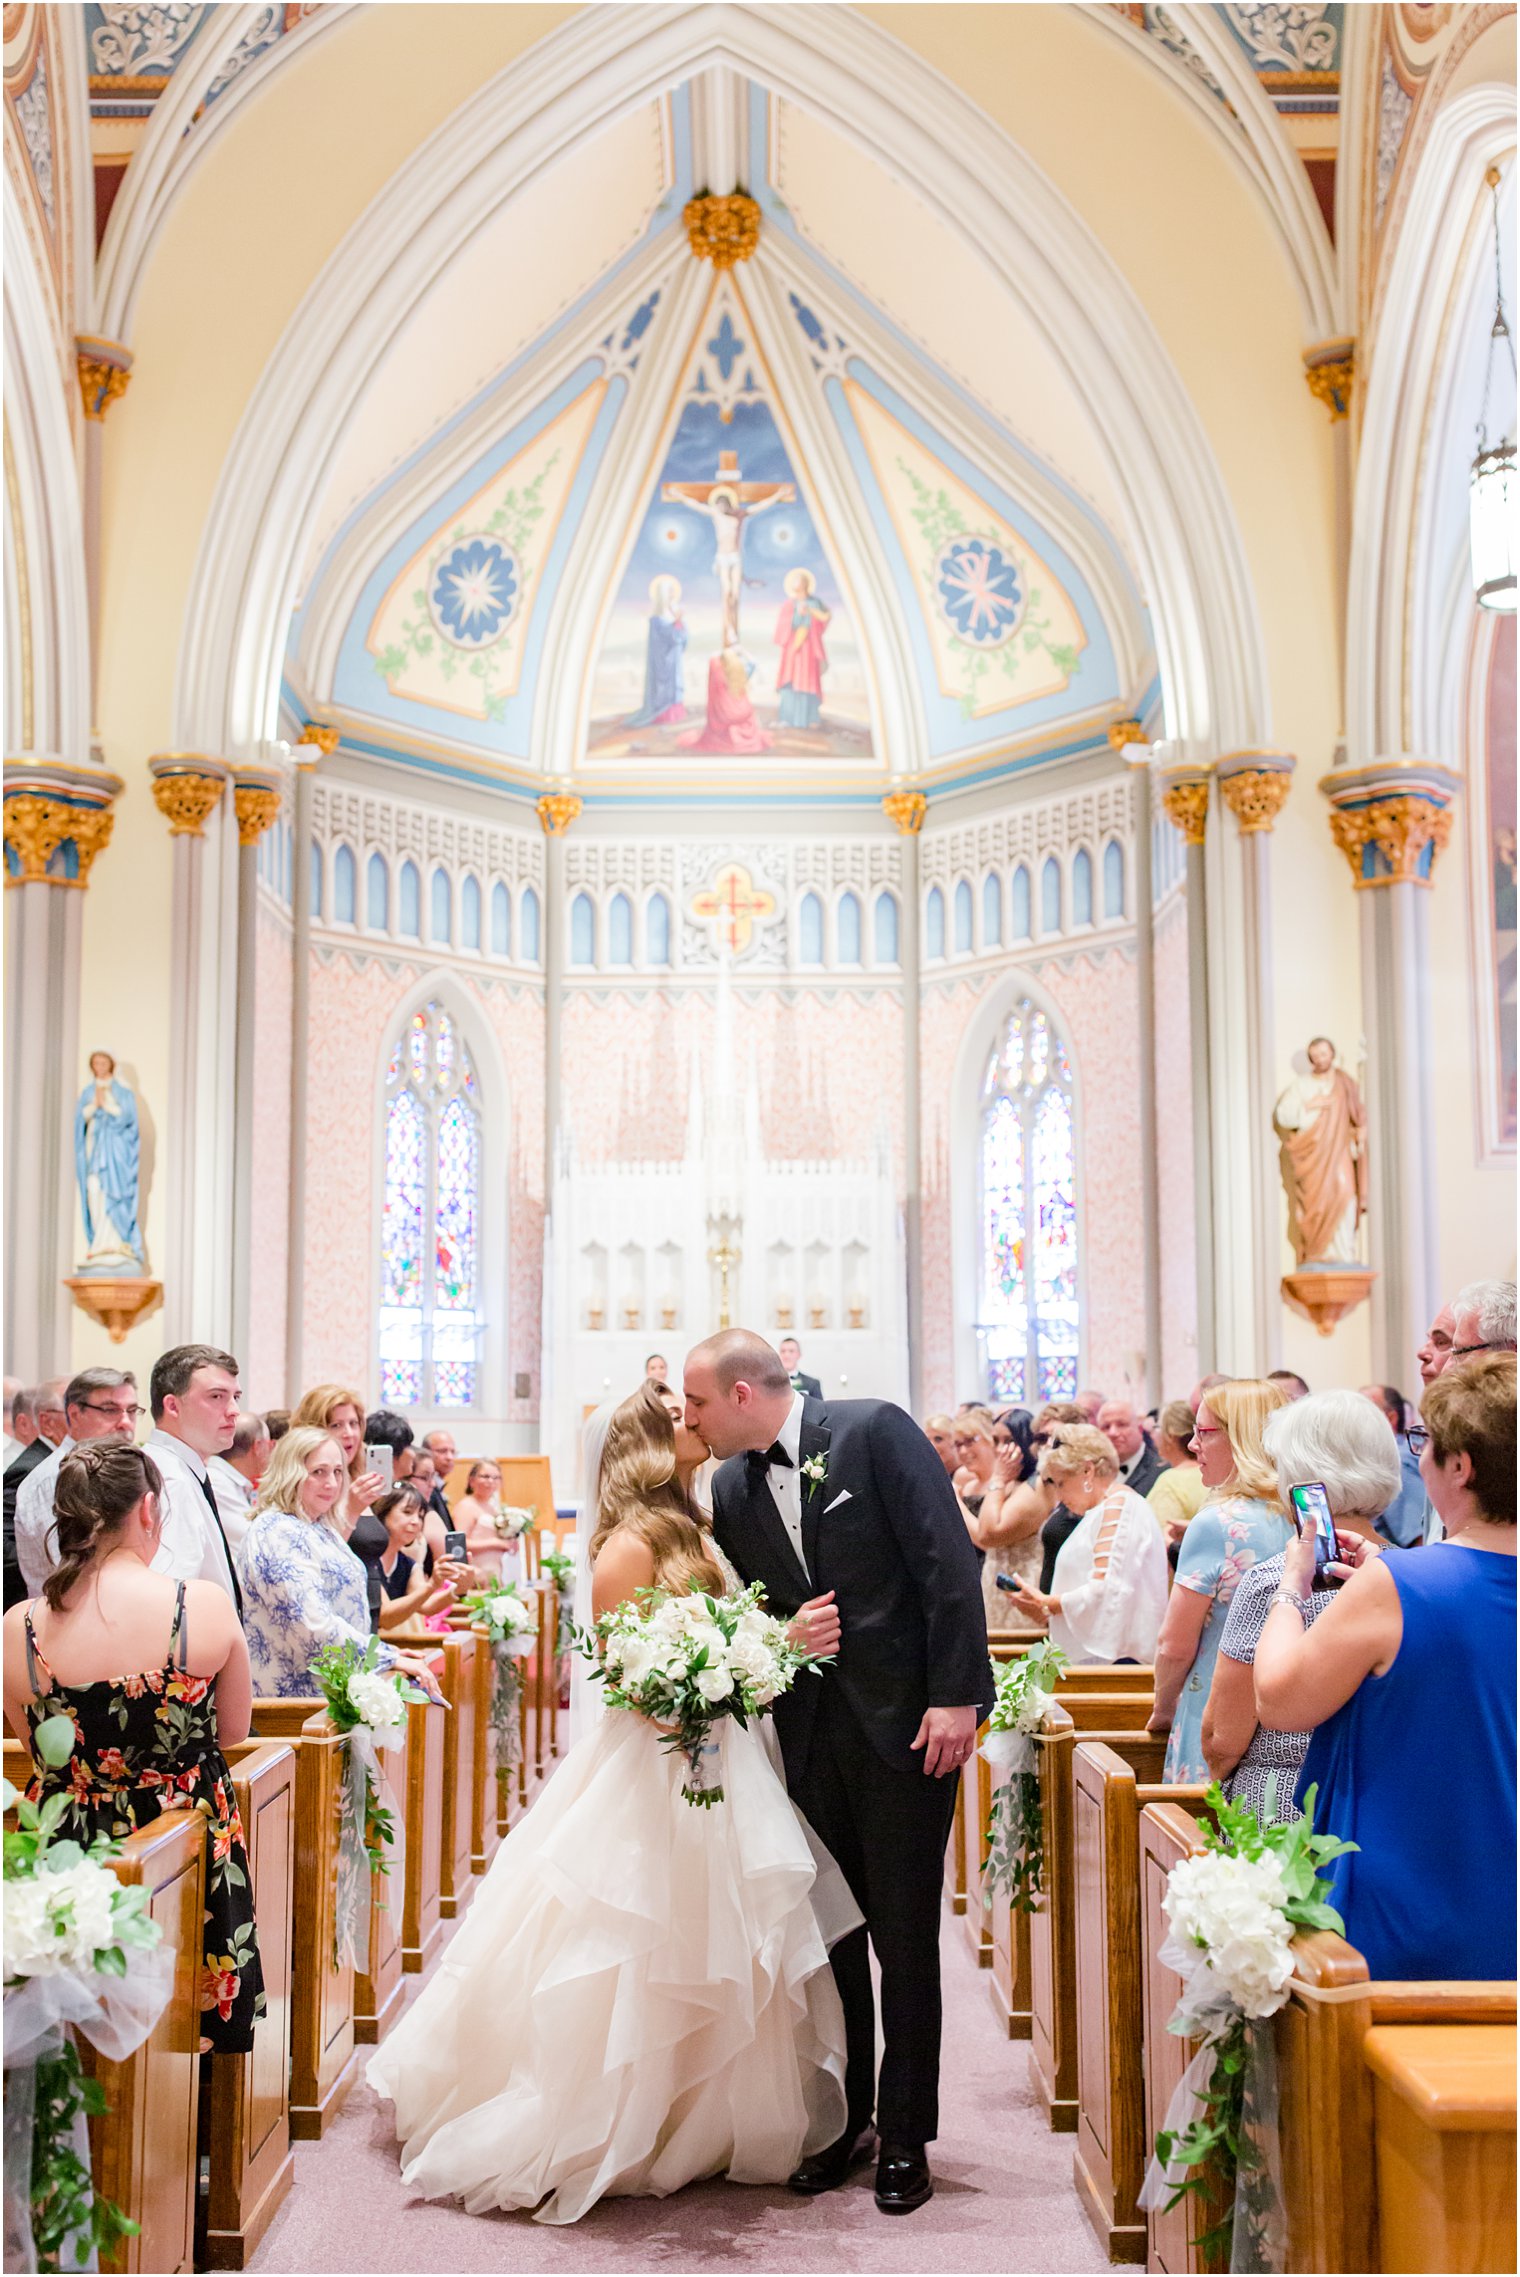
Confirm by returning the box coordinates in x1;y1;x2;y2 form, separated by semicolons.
1;1440;265;2051
1201;1390;1402;1822
1148;1379;1294;1782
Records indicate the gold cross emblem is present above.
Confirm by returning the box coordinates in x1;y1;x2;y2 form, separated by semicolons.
690;862;778;955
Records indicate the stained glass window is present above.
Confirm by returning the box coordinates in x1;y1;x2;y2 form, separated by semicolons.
647;892;671;965
874;891;899;965
837;892;862;965
570;892;595;965
799;892;824;964
379;999;483;1410
608;893;633;966
978;997;1079;1404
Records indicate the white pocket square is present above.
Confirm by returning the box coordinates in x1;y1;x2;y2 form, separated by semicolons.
824;1489;852;1512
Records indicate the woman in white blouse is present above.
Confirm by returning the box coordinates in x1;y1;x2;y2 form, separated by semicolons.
238;1429;443;1700
1004;1424;1168;1663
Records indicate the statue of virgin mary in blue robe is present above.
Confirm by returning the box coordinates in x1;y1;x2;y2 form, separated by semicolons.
624;575;688;726
74;1050;144;1271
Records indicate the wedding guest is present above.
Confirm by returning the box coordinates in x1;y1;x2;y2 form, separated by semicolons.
1148;1380;1292;1781
1268;1369;1311;1402
4;1384;68;1612
1030;1400;1095;1589
208;1409;272;1556
1;1440;264;2051
264;1409;291;1443
643;1354;669;1386
2;1379;22;1471
453;1458;527;1583
1450;1278;1517;1361
421;1430;459;1519
238;1428;442;1699
1256;1355;1516;1978
1202;1390;1401;1820
1359;1384;1427;1547
145;1346;244;1608
1097;1398;1167;1498
1074;1388;1105;1422
923;1414;959;1476
1004;1426;1168;1663
949;1411;999;1545
1189;1370;1229;1410
778;1338;822;1398
14;1368;140;1597
370;1484;460;1629
291;1383;386;1532
972;1416;1057;1604
1147;1400;1206;1543
362;1408;415;1479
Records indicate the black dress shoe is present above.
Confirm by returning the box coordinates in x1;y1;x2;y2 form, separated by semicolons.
875;2144;933;2214
788;2126;878;2194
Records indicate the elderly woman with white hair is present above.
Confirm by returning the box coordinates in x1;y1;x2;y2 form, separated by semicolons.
1201;1388;1402;1823
1003;1424;1168;1663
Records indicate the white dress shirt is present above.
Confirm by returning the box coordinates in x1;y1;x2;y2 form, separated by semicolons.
765;1392;809;1582
144;1428;239;1601
2;1433;21;1472
207;1455;256;1554
14;1436;76;1598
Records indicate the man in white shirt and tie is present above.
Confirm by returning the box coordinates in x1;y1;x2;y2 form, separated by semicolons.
144;1344;245;1613
14;1367;141;1597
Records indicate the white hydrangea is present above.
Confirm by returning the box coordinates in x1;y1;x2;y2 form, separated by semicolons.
485;1593;535;1639
1163;1850;1297;2020
347;1668;407;1735
1012;1684;1054;1736
4;1857;122;1978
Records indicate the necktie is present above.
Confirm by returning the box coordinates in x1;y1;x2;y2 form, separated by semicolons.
746;1442;794;1476
197;1471;244;1619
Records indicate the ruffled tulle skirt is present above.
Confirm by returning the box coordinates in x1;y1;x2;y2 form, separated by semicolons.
366;1709;850;2223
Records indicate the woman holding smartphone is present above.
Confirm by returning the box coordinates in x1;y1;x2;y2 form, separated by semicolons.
1201;1390;1401;1821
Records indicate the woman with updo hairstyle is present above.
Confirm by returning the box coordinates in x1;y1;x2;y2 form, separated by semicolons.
1;1440;265;2052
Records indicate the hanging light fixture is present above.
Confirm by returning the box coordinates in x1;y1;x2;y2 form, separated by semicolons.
1470;165;1516;612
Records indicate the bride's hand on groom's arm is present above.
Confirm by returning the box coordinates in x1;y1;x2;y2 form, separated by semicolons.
910;1704;978;1777
788;1592;840;1659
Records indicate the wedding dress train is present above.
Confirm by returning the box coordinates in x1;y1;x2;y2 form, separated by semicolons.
366;1704;852;2224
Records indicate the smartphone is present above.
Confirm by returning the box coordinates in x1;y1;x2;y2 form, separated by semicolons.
1288;1481;1342;1587
995;1573;1020;1594
364;1442;394;1488
442;1529;468;1564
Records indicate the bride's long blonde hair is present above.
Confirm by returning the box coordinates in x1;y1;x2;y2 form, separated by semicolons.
589;1381;725;1597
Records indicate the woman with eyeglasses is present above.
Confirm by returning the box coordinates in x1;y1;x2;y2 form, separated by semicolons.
1200;1390;1401;1822
1148;1380;1293;1782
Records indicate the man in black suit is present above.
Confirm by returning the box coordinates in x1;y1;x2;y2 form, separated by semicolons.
777;1336;822;1399
3;1380;69;1610
1097;1398;1167;1501
687;1329;993;2216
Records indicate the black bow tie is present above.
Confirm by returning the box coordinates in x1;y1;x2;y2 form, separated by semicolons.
747;1442;794;1475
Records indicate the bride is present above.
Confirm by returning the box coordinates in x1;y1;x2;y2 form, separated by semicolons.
367;1382;855;2224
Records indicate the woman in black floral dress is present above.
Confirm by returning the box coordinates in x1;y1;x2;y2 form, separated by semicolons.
1;1441;264;2052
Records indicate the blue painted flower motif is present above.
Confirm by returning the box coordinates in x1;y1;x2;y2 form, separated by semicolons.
935;537;1024;648
429;537;519;650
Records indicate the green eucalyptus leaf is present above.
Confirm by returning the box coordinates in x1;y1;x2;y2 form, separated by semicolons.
32;1712;78;1768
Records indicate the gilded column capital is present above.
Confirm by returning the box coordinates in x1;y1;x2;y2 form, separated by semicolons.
1217;750;1296;834
1302;336;1355;422
536;792;583;837
881;790;927;836
1157;759;1212;847
4;793;71;883
75;334;134;422
1106;717;1147;756
3;761;124;888
149;754;229;838
683;191;761;269
66;805;116;885
1319;759;1462;888
233;786;283;847
298;720;341;760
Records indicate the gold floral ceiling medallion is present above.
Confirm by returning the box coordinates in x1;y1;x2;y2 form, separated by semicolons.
683;192;761;270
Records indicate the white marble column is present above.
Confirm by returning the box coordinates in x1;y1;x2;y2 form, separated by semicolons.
1319;758;1462;1377
1156;757;1217;1373
1108;727;1162;1405
229;767;283;1368
537;792;580;1453
883;791;926;1411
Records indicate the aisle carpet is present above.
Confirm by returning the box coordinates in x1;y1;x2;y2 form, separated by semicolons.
251;1898;1110;2274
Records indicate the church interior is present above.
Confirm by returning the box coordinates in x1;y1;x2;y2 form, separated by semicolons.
3;2;1516;2273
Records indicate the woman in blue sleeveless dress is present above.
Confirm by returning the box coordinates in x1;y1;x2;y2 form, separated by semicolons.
1254;1354;1516;1981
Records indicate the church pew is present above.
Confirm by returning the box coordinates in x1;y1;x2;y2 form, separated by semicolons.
1139;1803;1233;2272
385;1627;478;1920
1027;1697;1159;2132
469;1624;504;1875
249;1701;356;2139
1069;1741;1210;2261
530;1578;555;1782
1364;2024;1516;2275
1271;1929;1516;2273
353;1713;408;2044
401;1657;447;1974
84;1808;206;2277
206;1742;296;2270
945;1769;969;1917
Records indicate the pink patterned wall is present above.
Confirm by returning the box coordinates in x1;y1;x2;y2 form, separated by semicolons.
247;901;293;1407
1152;891;1199;1399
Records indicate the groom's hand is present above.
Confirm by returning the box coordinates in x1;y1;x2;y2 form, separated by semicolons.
910;1705;978;1777
789;1592;841;1658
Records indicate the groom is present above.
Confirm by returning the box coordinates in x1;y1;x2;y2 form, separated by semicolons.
685;1329;993;2214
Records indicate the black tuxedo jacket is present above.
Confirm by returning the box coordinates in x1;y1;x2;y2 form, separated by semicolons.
711;1397;994;1776
1124;1440;1167;1502
788;1371;823;1400
3;1438;54;1612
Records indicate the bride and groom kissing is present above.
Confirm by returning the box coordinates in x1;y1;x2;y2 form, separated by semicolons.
369;1330;995;2226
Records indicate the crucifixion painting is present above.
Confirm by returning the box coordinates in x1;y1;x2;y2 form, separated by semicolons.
661;451;795;643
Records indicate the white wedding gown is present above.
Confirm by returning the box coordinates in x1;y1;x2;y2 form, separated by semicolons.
367;1688;854;2223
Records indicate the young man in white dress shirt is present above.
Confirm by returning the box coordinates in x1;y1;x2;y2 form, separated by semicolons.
144;1345;244;1611
13;1369;140;1597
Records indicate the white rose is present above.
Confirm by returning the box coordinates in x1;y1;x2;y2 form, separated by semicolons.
695;1664;735;1704
51;1861;118;1961
347;1670;406;1732
3;1878;58;1977
727;1636;774;1684
618;1638;657;1690
684;1623;728;1664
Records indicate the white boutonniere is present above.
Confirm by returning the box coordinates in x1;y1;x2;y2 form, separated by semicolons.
801;1451;828;1496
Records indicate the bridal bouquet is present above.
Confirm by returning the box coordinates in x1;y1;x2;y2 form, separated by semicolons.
980;1638;1067;1911
489;1503;536;1545
4;1778;172;2271
1139;1780;1355;2271
575;1581;831;1806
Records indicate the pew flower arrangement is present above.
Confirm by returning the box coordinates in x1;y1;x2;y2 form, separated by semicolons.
3;1775;172;2273
461;1581;536;1782
538;1543;575;1658
574;1581;832;1807
310;1640;428;1969
1139;1780;1356;2272
979;1639;1068;1912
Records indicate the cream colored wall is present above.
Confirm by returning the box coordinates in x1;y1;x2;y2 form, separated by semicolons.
74;3;573;1377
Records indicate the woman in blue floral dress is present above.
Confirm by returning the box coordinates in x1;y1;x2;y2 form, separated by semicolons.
1;1441;265;2052
1148;1380;1294;1783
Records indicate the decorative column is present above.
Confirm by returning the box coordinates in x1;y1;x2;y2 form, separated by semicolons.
1157;753;1217;1372
149;752;236;1347
1320;758;1462;1377
1216;751;1296;1364
229;766;283;1367
3;760;125;1375
1109;722;1162;1404
883;789;927;1409
537;791;580;1455
284;723;338;1398
74;337;134;730
1303;338;1355;689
